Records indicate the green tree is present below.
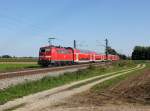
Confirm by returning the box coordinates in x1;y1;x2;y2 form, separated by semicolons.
1;55;12;58
107;46;117;55
107;46;128;60
132;46;150;60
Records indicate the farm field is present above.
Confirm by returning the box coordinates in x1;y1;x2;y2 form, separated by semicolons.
50;62;150;111
0;57;40;73
0;63;40;73
0;58;37;62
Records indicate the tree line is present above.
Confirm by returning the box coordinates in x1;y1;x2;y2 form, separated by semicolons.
132;46;150;60
0;55;37;59
107;46;128;60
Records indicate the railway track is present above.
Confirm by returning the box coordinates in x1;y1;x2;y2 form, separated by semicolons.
0;63;106;80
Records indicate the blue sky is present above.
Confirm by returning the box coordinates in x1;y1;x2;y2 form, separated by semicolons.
0;0;150;57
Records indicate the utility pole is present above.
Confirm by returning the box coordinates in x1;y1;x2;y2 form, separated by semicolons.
105;38;108;60
73;40;76;48
48;37;55;46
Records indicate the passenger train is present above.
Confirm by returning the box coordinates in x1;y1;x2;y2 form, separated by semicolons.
38;45;119;66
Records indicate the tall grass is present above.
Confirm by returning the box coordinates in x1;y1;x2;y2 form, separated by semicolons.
112;60;136;67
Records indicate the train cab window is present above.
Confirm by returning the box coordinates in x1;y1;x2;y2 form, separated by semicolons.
45;48;50;52
40;48;45;53
40;48;50;53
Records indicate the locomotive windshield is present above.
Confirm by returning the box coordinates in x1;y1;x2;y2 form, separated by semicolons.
40;48;50;53
40;48;45;53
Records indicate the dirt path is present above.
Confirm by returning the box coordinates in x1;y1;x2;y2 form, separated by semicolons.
45;105;150;111
47;64;150;111
0;64;145;111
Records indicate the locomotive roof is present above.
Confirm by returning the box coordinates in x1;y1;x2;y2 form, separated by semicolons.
40;45;73;49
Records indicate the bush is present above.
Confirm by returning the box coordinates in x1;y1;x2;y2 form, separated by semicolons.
88;64;96;70
112;60;135;67
1;55;12;58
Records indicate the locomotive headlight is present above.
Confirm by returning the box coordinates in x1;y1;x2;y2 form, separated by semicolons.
46;56;51;58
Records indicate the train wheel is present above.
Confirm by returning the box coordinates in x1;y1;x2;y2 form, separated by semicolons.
54;62;58;66
58;62;61;66
68;61;72;65
63;62;66;66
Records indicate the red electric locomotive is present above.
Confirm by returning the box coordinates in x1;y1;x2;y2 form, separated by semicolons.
38;45;119;66
38;46;74;66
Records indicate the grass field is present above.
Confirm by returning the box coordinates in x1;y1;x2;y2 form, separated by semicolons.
0;61;136;104
0;63;40;73
0;58;37;62
0;58;39;73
